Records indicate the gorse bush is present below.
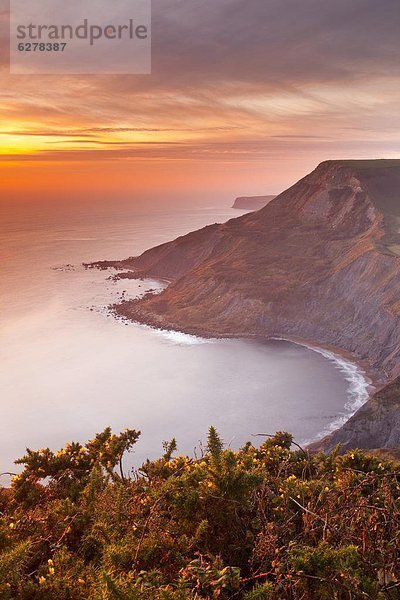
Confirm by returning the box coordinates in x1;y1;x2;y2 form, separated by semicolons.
0;427;400;599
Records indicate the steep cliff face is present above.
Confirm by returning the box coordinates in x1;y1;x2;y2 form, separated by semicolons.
232;195;276;210
115;160;400;388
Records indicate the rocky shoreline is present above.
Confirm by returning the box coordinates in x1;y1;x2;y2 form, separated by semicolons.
112;295;399;454
114;294;381;384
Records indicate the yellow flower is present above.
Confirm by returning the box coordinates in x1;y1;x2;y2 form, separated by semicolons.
39;576;46;585
47;559;53;566
207;481;213;488
9;522;14;529
324;486;330;492
49;567;55;576
78;578;85;585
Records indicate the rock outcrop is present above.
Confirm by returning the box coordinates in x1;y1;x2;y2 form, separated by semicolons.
100;160;400;449
310;376;400;452
232;195;276;210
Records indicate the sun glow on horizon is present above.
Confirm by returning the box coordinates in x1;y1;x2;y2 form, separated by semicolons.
1;1;400;202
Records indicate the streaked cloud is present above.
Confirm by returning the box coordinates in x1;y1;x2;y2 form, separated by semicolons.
0;0;400;199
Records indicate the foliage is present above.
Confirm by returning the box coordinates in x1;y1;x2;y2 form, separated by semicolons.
0;429;400;599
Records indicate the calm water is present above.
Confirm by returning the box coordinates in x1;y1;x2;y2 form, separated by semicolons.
0;199;369;474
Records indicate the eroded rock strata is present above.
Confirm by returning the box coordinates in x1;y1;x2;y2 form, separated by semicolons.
100;160;400;449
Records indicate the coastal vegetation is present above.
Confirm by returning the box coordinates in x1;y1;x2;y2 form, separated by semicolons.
0;426;399;599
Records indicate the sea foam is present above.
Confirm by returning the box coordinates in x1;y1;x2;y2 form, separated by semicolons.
154;329;212;345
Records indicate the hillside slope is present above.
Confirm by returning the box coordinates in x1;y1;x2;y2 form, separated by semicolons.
114;160;400;382
98;160;400;450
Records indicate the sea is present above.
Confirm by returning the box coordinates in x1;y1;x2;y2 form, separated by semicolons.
0;198;370;475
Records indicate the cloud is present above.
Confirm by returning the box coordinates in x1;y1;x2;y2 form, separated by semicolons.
0;0;400;184
2;137;400;164
150;0;400;87
0;125;241;136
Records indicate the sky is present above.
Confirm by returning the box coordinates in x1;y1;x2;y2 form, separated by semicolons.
1;0;400;203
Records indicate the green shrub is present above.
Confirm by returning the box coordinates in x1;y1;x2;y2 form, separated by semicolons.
1;428;399;599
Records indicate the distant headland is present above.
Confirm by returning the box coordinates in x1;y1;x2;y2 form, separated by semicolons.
232;195;276;210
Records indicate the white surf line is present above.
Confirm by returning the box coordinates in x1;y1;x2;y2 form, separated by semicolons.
155;329;212;345
108;307;213;345
102;276;372;427
272;337;372;444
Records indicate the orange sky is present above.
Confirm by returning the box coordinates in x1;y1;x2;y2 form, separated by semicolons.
1;0;400;204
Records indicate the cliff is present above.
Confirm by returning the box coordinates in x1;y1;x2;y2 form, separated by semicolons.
232;195;276;210
101;160;400;449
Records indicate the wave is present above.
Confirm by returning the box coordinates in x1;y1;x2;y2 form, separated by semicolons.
108;308;212;345
103;293;371;438
154;329;212;345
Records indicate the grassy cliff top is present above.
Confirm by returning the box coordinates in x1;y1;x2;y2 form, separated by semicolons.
319;159;400;170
